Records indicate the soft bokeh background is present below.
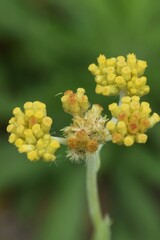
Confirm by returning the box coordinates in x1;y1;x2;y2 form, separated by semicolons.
0;0;160;239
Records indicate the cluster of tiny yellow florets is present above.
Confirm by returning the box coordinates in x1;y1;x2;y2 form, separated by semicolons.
7;101;60;161
88;53;149;96
61;90;108;161
106;96;160;146
61;88;90;116
6;53;160;161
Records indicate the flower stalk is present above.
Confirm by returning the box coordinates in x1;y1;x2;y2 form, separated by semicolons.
86;150;111;240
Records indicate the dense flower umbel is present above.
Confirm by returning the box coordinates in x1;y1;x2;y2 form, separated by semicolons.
88;53;149;97
61;89;109;161
7;101;60;161
106;96;160;146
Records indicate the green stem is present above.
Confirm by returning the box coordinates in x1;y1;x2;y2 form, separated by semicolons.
86;151;111;240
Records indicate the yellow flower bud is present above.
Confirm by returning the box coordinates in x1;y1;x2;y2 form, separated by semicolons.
15;138;24;148
106;58;116;67
32;124;44;138
149;113;160;127
7;124;15;133
109;103;120;117
121;67;131;81
88;63;101;75
107;74;116;84
97;54;107;68
117;121;127;135
124;136;134;146
136;133;148;143
19;144;35;153
13;107;22;116
27;151;39;161
9;133;17;143
127;53;137;68
115;76;126;89
25;109;34;118
16;125;25;137
24;102;33;109
106;121;116;132
136;60;147;76
43;153;56;162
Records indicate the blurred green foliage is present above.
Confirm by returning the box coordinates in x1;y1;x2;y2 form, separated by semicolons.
0;0;160;239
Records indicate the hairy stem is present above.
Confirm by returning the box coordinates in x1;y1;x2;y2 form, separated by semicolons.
86;151;111;240
86;152;102;227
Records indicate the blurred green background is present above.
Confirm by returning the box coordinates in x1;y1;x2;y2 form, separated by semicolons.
0;0;160;239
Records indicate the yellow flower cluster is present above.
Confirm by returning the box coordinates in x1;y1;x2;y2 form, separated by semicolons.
61;89;108;161
7;101;60;161
6;54;160;160
88;53;149;96
106;96;160;146
61;88;90;116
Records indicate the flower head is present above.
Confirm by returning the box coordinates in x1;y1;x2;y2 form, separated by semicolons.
61;89;109;162
7;101;60;161
106;96;160;146
61;88;90;116
88;53;149;97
